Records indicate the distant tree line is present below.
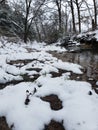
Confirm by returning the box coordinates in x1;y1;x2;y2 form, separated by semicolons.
0;0;97;43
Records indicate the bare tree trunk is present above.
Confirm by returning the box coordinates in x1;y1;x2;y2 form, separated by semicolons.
24;10;28;43
55;0;62;34
69;20;72;32
92;19;95;31
93;0;97;29
24;0;32;43
70;0;76;33
63;4;68;33
35;21;42;42
75;0;81;33
65;13;68;32
41;21;47;40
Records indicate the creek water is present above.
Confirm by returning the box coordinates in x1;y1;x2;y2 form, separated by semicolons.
63;50;98;80
51;49;98;92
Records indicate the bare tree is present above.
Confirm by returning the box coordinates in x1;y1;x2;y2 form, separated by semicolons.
24;0;32;43
69;0;76;32
56;0;62;32
83;0;97;30
74;0;81;33
53;0;62;34
93;0;97;29
23;0;46;43
2;0;97;43
64;4;68;33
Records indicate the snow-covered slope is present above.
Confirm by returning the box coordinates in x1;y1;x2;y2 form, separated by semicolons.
76;30;98;45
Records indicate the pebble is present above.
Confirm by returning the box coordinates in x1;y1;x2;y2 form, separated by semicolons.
96;81;98;86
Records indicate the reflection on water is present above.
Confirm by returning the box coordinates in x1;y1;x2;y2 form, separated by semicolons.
53;50;98;80
70;51;98;80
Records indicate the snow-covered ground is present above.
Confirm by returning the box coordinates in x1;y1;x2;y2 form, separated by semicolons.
0;37;98;130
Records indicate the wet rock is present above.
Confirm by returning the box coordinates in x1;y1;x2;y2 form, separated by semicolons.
0;80;23;90
87;79;98;94
0;73;40;90
7;59;34;66
0;116;13;130
21;73;40;82
41;94;63;110
88;91;92;95
50;69;68;78
44;120;65;130
37;83;42;88
26;68;41;72
25;98;30;105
